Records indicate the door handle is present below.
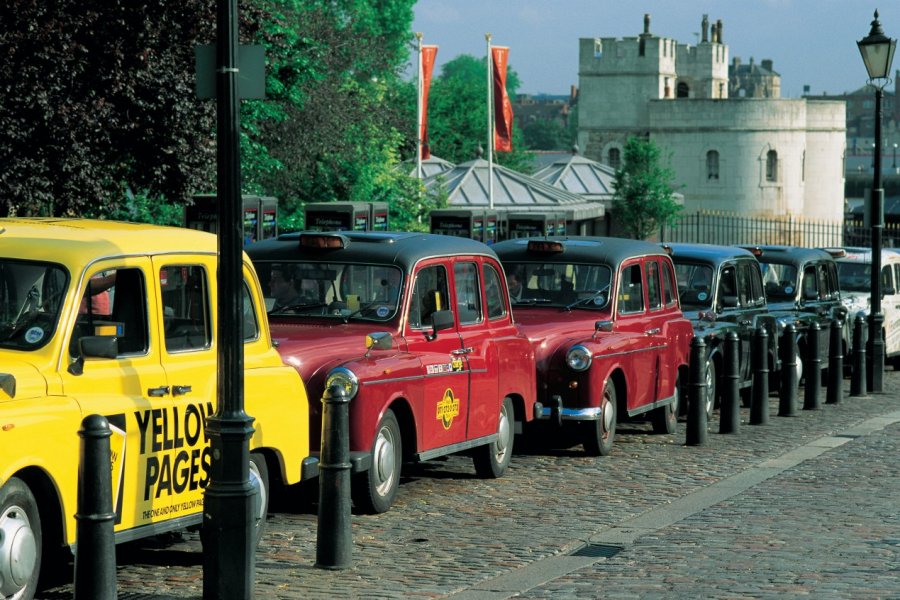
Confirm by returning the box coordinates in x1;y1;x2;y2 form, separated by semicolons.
739;319;752;326
645;328;661;336
172;385;193;396
147;386;170;397
451;347;473;355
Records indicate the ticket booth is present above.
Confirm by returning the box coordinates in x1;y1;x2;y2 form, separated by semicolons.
185;194;278;244
304;202;390;232
505;212;566;239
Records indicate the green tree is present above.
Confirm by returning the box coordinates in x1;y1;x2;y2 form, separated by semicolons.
612;137;682;240
426;54;531;173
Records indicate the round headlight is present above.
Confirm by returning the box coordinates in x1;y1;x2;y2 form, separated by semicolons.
566;345;593;372
325;367;359;399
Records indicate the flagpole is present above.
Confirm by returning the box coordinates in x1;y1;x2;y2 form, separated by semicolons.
486;33;494;210
416;32;424;180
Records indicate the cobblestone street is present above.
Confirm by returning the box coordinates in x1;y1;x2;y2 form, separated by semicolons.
39;375;900;599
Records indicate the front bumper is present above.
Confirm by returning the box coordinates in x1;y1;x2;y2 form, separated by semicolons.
534;395;601;427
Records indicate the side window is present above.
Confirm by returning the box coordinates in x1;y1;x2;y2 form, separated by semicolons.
662;260;677;307
819;264;835;300
409;265;450;329
242;281;259;342
618;264;644;314
802;266;818;300
737;263;753;307
647;260;662;310
749;262;764;306
161;265;211;352
484;264;507;320
718;266;737;305
454;262;482;325
894;264;900;292
73;267;148;356
882;264;893;292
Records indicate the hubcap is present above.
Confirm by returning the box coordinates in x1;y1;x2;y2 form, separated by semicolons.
495;405;511;462
705;363;715;415
372;426;397;496
0;504;36;598
249;460;267;528
601;395;614;437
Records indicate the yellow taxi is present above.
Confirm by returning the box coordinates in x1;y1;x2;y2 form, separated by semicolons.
0;219;310;599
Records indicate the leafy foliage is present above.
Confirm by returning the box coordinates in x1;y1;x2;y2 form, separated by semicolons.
0;0;216;217
612;137;682;240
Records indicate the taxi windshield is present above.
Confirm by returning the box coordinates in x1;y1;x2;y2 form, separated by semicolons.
503;262;612;310
836;262;872;292
0;259;69;350
674;263;714;310
759;262;799;301
256;261;403;321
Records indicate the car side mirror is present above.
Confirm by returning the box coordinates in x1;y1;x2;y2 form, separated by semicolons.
594;320;614;333
68;335;119;375
426;309;455;341
720;295;739;309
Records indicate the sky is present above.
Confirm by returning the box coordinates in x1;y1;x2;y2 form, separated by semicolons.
411;1;900;98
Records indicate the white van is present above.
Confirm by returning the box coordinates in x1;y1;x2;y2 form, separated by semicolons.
830;247;900;365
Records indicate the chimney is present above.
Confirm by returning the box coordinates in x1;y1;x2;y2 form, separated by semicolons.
761;59;773;72
701;14;709;43
733;57;741;68
711;22;718;43
716;19;723;44
643;13;651;35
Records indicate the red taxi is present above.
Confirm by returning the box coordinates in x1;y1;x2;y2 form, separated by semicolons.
493;237;693;455
245;232;537;513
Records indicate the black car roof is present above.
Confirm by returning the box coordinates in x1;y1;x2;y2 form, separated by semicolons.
245;231;498;271
665;243;756;264
738;244;834;266
493;236;669;265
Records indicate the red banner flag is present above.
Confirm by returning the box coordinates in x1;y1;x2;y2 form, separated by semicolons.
491;46;514;152
421;45;438;160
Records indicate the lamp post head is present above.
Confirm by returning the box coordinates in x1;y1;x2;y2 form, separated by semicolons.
858;10;897;82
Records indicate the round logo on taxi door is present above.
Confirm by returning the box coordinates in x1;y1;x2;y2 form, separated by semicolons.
436;388;460;430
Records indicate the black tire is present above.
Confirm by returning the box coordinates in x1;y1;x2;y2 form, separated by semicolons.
0;477;41;600
652;375;679;434
248;453;269;548
473;397;514;478
582;381;617;456
352;410;401;514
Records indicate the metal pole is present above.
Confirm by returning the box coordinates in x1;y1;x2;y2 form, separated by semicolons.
719;332;740;434
415;32;423;181
851;314;868;397
316;384;353;569
749;326;769;425
486;33;494;211
686;337;708;446
202;0;256;596
803;322;822;410
74;415;116;600
868;86;886;393
778;324;798;417
826;319;844;405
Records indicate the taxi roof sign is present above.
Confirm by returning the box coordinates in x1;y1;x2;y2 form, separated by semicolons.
299;233;347;250
527;240;564;253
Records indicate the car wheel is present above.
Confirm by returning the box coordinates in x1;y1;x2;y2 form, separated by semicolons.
652;375;679;434
249;453;269;548
582;381;617;456
0;478;41;600
352;409;401;514
473;397;515;478
704;357;717;417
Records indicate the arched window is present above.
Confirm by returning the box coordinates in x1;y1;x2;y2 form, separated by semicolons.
608;148;621;169
676;82;690;98
766;150;778;182
706;150;719;180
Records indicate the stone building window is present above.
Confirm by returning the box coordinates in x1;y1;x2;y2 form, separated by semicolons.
608;148;621;169
766;150;778;182
706;151;719;180
677;82;689;98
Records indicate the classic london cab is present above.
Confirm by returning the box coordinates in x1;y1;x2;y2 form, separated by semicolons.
493;237;694;456
245;231;537;514
0;219;311;599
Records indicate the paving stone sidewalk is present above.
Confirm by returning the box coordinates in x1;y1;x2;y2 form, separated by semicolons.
38;376;900;599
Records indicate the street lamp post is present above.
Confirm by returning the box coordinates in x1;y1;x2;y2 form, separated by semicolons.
858;9;897;393
894;142;898;172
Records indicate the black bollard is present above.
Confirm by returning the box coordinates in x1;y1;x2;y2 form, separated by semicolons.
686;337;709;446
826;319;844;405
850;314;867;397
316;383;353;569
778;324;799;417
803;322;822;410
750;326;769;425
720;331;740;434
75;415;116;600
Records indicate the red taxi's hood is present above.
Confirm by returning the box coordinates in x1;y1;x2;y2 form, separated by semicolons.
514;308;607;364
0;356;48;402
270;320;399;382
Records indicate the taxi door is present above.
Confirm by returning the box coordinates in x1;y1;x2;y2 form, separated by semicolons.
404;260;469;451
887;262;900;356
60;258;177;532
450;258;498;441
614;259;659;412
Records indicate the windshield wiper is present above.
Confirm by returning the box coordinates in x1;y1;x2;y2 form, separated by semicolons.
564;285;610;311
268;301;327;315
513;297;552;306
